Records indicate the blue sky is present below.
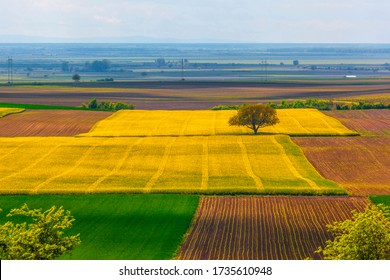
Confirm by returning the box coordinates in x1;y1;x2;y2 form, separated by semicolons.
1;0;389;43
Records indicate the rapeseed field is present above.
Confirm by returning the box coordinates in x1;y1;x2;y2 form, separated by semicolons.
81;109;357;137
0;135;345;195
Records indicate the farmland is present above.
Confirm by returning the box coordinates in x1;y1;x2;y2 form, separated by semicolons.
324;110;390;136
176;196;369;260
0;135;345;195
0;107;24;118
294;137;390;195
1;81;390;110
0;110;112;136
0;194;199;260
82;109;356;137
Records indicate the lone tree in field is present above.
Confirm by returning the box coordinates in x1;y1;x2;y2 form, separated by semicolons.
0;204;81;260
316;204;390;260
72;73;80;82
229;104;279;134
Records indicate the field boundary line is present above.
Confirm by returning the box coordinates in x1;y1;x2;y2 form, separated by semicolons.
0;142;63;182
237;136;264;191
200;138;209;190
86;138;144;193
284;111;311;134
32;140;107;194
179;111;193;136
84;110;120;134
312;112;341;134
272;137;320;190
0;141;34;161
143;138;176;192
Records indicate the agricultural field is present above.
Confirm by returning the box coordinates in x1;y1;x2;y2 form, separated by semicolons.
176;196;369;260
324;110;390;136
370;195;390;206
82;109;356;137
0;135;345;195
0;110;113;136
0;194;199;260
294;137;390;195
0;107;24;118
1;80;390;110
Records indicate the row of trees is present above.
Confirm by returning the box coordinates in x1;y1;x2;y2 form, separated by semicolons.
82;98;135;111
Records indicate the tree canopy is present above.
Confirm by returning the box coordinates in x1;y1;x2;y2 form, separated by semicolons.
316;204;390;260
228;104;279;134
0;204;80;260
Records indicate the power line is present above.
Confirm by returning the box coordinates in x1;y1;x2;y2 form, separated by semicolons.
7;57;13;85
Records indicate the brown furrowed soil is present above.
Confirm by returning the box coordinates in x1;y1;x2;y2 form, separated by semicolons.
324;110;390;136
176;196;369;260
0;110;112;136
0;81;389;109
293;137;390;195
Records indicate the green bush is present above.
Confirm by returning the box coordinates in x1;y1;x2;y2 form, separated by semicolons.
82;98;135;111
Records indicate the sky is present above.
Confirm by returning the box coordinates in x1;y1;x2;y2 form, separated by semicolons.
0;0;389;43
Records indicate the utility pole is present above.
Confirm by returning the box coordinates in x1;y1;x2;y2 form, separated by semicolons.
7;57;13;85
261;59;268;82
181;58;185;81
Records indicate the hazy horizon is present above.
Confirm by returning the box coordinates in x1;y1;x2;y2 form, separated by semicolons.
1;0;389;44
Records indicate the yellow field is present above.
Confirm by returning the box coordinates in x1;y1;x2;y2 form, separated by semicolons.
81;109;357;137
0;135;345;195
0;108;25;118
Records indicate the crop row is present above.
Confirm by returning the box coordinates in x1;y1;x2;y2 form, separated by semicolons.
0;135;345;195
176;196;369;260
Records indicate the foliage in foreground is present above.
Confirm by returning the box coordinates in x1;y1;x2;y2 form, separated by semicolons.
316;204;390;260
229;104;279;134
82;98;135;111
0;204;80;260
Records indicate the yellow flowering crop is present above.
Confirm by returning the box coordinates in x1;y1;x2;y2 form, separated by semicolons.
81;109;357;137
0;108;25;118
0;135;345;195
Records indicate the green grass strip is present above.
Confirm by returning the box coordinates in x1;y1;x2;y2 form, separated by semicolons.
0;194;200;260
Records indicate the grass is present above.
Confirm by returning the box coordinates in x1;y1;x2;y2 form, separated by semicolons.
0;107;25;117
0;194;200;260
370;195;390;206
0;135;346;195
81;109;357;137
0;102;106;111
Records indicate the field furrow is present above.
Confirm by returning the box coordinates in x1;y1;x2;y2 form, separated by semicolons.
176;196;369;260
0;109;112;136
294;137;390;195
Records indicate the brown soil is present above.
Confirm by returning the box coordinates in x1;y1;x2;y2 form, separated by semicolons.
176;196;368;260
294;137;390;195
1;81;389;109
324;110;390;136
0;110;112;136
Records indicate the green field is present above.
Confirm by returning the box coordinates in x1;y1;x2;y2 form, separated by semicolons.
370;195;390;206
0;194;200;260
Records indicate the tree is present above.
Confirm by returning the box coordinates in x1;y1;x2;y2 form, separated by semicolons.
0;204;80;260
228;104;279;134
316;204;390;260
72;74;80;82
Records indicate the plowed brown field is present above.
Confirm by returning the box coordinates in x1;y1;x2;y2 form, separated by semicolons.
324;110;390;136
176;196;369;260
294;137;390;195
0;110;112;136
1;82;389;109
